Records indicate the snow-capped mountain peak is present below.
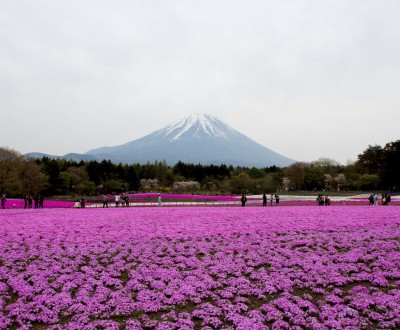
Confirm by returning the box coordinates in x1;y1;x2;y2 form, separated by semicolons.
156;113;238;141
85;113;295;167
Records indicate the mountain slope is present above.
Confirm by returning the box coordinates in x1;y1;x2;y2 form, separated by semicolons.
86;114;295;167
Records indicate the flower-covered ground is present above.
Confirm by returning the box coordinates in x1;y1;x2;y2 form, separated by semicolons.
5;193;399;209
0;206;399;329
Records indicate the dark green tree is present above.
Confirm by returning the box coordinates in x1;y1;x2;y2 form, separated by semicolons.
355;145;385;175
126;165;140;191
0;147;22;195
40;157;61;195
381;140;400;191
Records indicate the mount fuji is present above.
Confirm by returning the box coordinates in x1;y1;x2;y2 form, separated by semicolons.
85;114;295;167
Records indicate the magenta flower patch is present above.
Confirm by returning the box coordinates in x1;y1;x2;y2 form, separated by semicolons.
0;206;399;329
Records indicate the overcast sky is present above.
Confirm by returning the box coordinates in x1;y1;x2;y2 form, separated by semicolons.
1;1;399;165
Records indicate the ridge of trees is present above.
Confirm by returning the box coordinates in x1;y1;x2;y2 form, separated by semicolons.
0;140;399;197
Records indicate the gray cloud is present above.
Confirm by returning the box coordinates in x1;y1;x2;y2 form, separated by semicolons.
1;0;399;164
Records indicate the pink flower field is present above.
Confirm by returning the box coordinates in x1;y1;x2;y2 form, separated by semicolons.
4;193;399;209
0;206;399;329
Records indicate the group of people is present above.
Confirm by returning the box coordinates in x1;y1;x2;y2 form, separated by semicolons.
369;193;391;206
262;193;279;206
316;194;331;206
24;193;44;209
79;192;163;208
240;193;280;207
1;193;45;209
102;193;130;208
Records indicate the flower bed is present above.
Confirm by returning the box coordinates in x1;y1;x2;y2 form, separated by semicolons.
4;193;399;209
0;206;399;329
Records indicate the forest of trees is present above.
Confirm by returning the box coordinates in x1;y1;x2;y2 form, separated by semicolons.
0;140;399;198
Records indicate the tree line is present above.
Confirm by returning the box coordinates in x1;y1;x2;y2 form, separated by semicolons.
0;140;399;198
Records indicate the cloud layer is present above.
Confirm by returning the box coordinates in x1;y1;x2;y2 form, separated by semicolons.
1;1;399;164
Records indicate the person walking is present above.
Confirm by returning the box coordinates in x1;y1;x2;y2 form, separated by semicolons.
382;193;387;205
316;194;324;206
80;195;86;208
157;193;162;206
386;193;391;205
368;194;374;206
373;193;378;206
0;194;6;209
262;193;267;207
39;194;44;208
124;193;130;207
34;194;39;209
241;193;247;207
275;194;280;206
270;194;274;206
102;194;109;208
28;194;33;208
23;194;28;209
